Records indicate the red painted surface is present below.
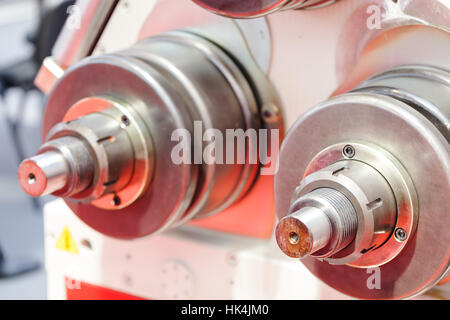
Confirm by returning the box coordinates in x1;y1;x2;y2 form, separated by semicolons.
438;275;450;286
190;175;276;239
66;278;145;300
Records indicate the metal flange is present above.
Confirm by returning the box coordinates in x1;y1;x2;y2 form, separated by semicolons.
20;30;283;239
294;142;418;267
275;76;450;298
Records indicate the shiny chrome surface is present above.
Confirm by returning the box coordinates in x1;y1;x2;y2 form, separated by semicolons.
52;0;118;68
276;188;358;259
278;159;398;265
18;151;70;197
275;64;450;299
192;0;337;19
20;30;282;239
24;0;450;300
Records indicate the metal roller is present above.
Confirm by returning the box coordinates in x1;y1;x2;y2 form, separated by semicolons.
275;64;450;299
18;30;282;239
192;0;337;19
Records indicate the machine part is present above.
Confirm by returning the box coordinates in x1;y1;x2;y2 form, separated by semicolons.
32;0;283;240
134;0;274;82
192;0;337;18
335;0;450;86
133;0;284;239
44;198;450;300
19;30;282;239
34;57;66;95
82;0;274;75
278;143;415;267
51;0;119;68
275;64;450;299
19;138;93;198
24;0;450;300
276;187;359;259
18;96;152;210
277;157;399;265
44;199;352;300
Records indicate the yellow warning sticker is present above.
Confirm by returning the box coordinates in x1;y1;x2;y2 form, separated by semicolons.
56;226;79;254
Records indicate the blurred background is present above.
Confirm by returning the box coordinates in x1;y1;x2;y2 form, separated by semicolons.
0;0;74;299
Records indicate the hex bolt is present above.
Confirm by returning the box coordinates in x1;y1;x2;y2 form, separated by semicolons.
343;145;356;158
261;103;280;123
395;228;407;242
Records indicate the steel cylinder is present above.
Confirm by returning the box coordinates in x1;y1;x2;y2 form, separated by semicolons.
192;0;336;18
18;30;282;239
274;64;450;299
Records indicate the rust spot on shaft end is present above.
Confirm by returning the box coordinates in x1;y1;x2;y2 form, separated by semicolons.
275;216;313;259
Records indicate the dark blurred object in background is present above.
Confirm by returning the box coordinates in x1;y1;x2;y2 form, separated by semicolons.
0;0;75;163
0;0;75;281
0;0;76;95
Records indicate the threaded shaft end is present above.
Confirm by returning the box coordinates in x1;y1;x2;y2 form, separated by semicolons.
306;188;358;253
280;188;358;258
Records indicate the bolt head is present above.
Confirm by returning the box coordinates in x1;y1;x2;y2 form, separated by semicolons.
395;228;407;242
261;103;280;123
343;145;356;158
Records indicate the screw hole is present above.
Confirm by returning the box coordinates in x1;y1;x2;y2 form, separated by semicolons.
28;173;36;185
261;104;279;123
395;228;407;242
81;239;92;250
121;115;130;127
112;195;121;206
289;232;300;245
343;145;356;158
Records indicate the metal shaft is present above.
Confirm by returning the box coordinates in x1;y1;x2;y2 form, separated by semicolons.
276;188;358;259
18;135;96;199
276;206;333;258
18;151;69;197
